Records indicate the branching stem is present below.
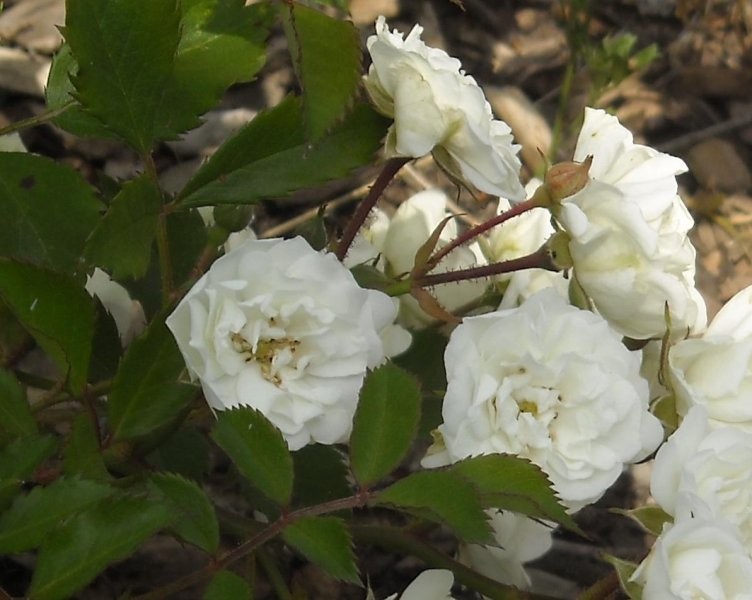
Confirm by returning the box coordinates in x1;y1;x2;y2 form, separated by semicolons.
423;197;542;273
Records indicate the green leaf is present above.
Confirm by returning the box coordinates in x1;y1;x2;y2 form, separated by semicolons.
0;261;95;393
604;555;642;600
211;407;293;507
29;494;173;600
293;444;350;507
204;570;251;600
148;426;210;482
107;318;197;442
449;455;578;532
0;152;102;273
45;44;115;139
282;516;359;583
350;364;421;486
0;368;36;439
0;434;57;509
63;414;109;481
65;0;182;153
283;3;361;140
613;505;672;537
0;478;112;553
84;175;161;280
179;98;389;207
376;470;492;543
155;0;271;138
148;472;219;553
87;297;123;382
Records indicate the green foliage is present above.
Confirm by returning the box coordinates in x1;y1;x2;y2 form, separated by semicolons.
282;3;362;140
179;97;390;207
376;470;493;544
84;175;162;280
0;152;102;273
148;472;219;553
204;570;252;600
586;34;659;95
212;407;294;507
63;415;110;481
148;426;210;482
615;505;672;537
0;434;57;509
604;555;642;600
282;516;359;583
0;368;36;440
0;478;112;554
59;0;271;151
449;454;577;532
29;494;173;600
107;318;197;442
293;444;350;506
65;0;183;153
350;364;421;486
0;261;95;393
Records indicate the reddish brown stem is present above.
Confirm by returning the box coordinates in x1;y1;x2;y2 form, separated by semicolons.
335;157;410;261
416;246;555;288
423;197;541;273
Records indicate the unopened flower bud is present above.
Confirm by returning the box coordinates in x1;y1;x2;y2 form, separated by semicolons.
544;156;592;203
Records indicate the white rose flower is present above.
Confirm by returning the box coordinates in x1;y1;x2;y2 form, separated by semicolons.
486;188;568;309
670;284;752;430
555;108;706;339
651;406;752;545
383;569;456;600
166;236;399;450
364;17;525;201
459;510;553;591
85;268;146;346
631;518;752;599
424;289;662;509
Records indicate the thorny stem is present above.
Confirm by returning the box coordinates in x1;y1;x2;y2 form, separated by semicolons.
0;101;76;137
31;379;113;413
335;157;410;261
132;491;373;600
351;525;556;600
423;197;542;273
414;246;555;289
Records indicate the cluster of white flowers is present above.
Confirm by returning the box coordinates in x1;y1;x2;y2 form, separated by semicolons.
628;285;752;598
163;14;742;596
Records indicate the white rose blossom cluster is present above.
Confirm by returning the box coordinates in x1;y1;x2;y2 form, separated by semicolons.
628;285;752;598
162;14;734;596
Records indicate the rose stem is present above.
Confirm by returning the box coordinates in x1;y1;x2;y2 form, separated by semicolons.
423;196;541;273
335;156;410;261
415;246;555;289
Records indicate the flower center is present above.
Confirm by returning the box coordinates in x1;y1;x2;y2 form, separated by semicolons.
230;331;301;386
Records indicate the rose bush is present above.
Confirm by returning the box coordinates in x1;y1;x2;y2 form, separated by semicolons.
166;236;407;450
364;17;525;201
423;289;662;509
554;108;706;339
